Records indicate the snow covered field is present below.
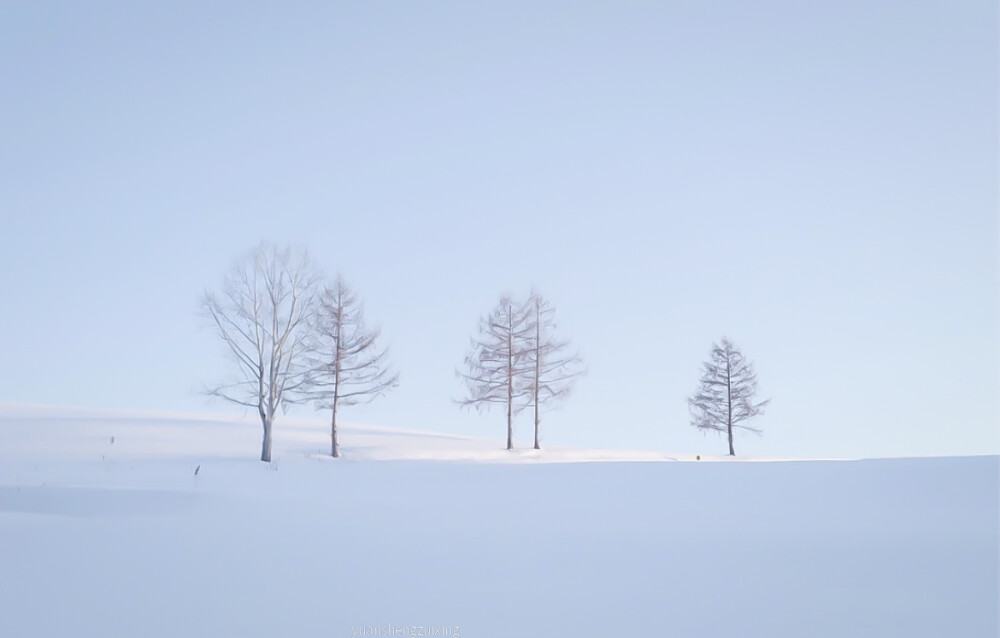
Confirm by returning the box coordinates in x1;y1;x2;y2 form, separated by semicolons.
0;405;996;637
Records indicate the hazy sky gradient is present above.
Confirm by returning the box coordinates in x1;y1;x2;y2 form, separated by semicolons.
1;1;996;457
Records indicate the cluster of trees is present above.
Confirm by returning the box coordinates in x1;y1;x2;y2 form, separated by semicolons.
457;292;584;450
204;244;769;461
202;244;397;462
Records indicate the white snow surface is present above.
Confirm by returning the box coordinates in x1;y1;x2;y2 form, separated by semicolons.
0;404;996;637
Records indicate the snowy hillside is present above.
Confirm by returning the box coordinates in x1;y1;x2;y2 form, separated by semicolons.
0;405;996;637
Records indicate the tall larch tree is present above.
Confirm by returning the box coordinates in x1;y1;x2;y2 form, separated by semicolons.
304;275;398;458
688;337;770;456
524;291;584;450
458;295;533;450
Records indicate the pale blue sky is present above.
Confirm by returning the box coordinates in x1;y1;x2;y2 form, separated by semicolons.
1;1;996;458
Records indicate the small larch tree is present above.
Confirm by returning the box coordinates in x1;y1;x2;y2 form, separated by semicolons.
202;243;319;462
688;337;769;456
458;295;533;450
304;275;399;458
525;291;584;450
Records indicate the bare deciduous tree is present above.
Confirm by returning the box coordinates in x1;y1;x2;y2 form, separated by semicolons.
304;275;399;458
458;295;533;450
525;291;584;450
688;337;769;456
202;244;319;462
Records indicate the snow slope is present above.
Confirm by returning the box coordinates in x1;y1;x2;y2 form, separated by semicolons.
0;405;996;637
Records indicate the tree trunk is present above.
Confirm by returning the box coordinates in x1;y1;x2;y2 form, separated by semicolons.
533;300;541;450
533;410;540;450
506;309;514;451
260;416;273;463
726;352;735;457
506;399;513;451
331;402;340;458
332;302;343;458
